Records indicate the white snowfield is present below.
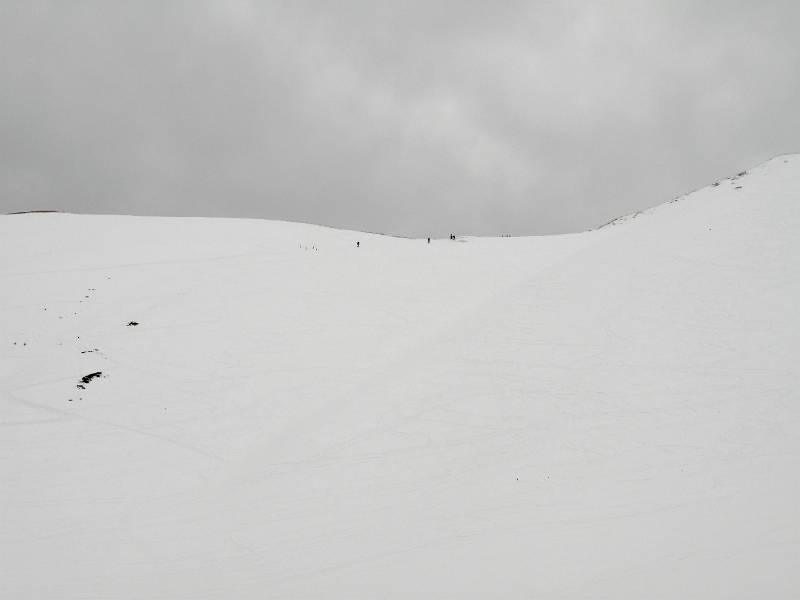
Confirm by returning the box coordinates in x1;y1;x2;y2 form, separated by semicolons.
1;156;799;598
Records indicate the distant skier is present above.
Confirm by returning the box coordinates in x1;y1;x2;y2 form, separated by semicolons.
427;237;430;244
356;241;360;248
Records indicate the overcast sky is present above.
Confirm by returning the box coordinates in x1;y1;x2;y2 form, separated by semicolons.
2;1;799;236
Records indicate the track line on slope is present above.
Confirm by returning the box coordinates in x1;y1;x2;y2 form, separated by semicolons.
2;390;228;463
0;251;258;279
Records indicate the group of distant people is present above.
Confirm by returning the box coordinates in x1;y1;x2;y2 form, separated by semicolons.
356;234;456;248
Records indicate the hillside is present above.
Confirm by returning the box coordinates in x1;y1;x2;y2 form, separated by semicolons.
2;155;799;598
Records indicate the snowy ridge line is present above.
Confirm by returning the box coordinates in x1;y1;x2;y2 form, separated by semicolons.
594;152;799;230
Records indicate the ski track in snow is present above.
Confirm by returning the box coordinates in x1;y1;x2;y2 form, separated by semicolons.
1;155;799;598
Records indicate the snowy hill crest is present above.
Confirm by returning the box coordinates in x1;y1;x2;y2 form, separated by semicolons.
2;156;799;598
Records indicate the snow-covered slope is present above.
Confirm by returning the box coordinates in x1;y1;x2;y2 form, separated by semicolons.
2;155;799;598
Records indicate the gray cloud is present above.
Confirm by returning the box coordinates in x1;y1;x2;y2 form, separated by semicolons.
2;0;799;236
